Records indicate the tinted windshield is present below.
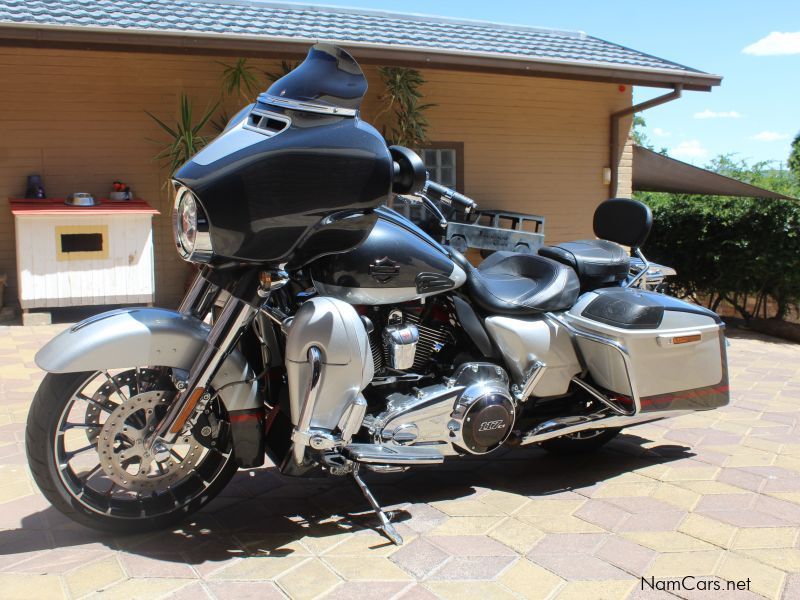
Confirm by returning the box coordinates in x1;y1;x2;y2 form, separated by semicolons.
260;44;367;114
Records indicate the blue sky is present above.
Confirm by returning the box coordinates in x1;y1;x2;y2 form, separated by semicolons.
270;0;799;167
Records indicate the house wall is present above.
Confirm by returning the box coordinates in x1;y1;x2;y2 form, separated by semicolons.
0;46;632;309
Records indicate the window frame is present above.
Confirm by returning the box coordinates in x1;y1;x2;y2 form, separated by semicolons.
418;141;465;192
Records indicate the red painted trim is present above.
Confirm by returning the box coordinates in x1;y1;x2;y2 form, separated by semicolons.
9;198;160;216
640;383;730;407
228;409;264;424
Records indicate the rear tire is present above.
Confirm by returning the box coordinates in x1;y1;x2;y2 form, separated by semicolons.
539;428;621;454
26;370;238;534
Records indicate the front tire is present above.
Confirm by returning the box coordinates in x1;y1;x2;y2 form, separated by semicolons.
26;370;238;534
539;428;621;454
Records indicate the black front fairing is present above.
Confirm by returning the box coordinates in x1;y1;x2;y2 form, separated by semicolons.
173;45;392;265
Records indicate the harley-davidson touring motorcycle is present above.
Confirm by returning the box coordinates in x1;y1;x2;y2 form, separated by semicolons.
26;44;728;545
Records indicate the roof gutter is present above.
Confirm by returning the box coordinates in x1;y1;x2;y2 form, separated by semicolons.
609;84;683;197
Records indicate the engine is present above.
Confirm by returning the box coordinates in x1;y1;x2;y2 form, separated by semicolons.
370;362;516;456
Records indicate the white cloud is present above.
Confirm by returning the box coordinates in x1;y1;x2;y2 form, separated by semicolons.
669;140;709;160
750;131;789;142
743;31;800;56
693;109;742;119
652;127;671;137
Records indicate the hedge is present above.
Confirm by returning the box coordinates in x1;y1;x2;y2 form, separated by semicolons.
637;193;800;321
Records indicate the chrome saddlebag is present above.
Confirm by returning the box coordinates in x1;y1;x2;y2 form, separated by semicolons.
565;289;729;413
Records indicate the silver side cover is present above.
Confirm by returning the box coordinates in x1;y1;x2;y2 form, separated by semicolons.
285;297;374;430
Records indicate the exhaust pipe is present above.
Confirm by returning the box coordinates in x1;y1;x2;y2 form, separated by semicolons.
517;377;692;445
518;409;691;445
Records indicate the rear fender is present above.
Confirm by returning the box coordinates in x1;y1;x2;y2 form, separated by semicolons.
35;307;259;414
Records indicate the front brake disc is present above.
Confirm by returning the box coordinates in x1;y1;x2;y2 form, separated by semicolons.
97;390;204;493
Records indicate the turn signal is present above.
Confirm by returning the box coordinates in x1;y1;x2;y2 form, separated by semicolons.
170;387;206;434
672;334;702;345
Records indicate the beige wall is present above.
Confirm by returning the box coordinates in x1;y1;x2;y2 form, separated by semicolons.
0;46;632;308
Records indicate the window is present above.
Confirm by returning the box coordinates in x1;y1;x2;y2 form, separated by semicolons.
420;142;464;191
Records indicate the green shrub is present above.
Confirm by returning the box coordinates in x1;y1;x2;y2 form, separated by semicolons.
638;192;800;320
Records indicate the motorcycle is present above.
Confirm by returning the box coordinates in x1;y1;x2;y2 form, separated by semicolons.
26;44;728;545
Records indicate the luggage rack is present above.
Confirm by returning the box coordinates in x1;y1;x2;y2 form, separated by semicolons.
389;198;545;255
446;209;545;255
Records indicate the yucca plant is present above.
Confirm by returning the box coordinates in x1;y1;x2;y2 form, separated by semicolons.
265;60;300;84
218;58;261;101
376;67;435;147
146;93;219;175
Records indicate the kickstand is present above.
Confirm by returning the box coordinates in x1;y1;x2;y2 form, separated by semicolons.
351;465;403;546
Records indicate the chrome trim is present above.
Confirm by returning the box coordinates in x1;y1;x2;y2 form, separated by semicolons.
352;465;404;545
520;409;691;445
571;376;633;416
383;324;419;370
624;248;650;290
154;297;258;443
291;346;323;464
545;312;642;413
343;443;444;465
257;93;357;116
172;185;213;263
515;360;546;402
338;395;368;443
178;270;220;319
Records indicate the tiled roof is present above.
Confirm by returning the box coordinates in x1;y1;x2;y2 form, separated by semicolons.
0;0;717;84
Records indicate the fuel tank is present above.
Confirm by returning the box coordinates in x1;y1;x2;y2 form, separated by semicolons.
310;207;467;304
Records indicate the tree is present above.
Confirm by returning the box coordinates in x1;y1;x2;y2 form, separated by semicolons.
790;132;800;181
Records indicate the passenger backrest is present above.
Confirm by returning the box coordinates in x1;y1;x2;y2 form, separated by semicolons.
593;198;652;249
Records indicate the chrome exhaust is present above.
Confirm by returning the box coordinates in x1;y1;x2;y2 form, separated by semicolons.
518;377;692;445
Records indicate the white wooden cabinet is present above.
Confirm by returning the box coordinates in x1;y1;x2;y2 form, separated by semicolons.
11;199;159;309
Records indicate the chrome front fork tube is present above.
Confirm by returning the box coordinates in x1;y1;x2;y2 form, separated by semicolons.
179;269;221;319
155;295;258;444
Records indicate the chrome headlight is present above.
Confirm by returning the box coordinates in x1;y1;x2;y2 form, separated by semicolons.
172;185;212;262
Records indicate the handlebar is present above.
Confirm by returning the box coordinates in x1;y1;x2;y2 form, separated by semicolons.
423;180;478;215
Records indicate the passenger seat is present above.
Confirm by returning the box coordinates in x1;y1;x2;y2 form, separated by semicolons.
538;198;652;292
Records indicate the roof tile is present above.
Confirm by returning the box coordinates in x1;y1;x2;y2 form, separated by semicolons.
0;0;705;77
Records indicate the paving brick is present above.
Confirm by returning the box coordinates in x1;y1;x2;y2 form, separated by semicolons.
276;558;340;599
716;552;785;599
428;535;517;557
0;573;66;599
429;555;516;580
528;553;633;581
425;580;518;599
499;559;564;599
595;536;657;577
64;556;125;597
204;581;285;599
390;538;449;579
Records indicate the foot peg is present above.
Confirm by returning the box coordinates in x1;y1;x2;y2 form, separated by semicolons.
352;465;402;545
342;443;443;465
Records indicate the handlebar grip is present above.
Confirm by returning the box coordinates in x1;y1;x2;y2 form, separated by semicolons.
425;181;477;213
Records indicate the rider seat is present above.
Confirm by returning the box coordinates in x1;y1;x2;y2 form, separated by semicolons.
538;198;652;291
449;249;580;315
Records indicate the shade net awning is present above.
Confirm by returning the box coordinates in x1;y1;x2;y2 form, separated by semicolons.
632;145;795;200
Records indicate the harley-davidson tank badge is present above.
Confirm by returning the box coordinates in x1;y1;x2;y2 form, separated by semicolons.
369;256;400;283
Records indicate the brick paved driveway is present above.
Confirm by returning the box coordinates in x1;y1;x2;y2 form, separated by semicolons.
1;324;799;599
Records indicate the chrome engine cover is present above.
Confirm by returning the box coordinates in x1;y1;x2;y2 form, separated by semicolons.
373;363;515;456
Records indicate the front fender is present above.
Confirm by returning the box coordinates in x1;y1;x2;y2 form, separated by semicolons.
34;307;259;412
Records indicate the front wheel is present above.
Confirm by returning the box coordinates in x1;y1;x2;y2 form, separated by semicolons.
26;369;238;534
539;428;622;454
